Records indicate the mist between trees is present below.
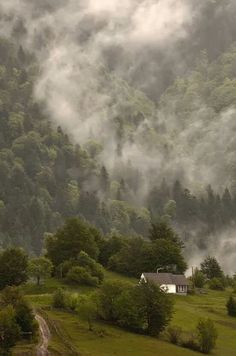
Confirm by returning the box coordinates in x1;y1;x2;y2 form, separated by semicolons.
0;1;236;272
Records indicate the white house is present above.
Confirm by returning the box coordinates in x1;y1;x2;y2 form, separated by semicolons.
140;272;189;295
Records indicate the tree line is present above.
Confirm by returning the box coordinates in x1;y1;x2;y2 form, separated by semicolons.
0;36;236;256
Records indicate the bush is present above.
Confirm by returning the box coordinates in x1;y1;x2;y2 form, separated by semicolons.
167;325;182;345
52;288;67;309
114;289;145;332
0;286;37;339
97;280;173;336
181;332;199;351
76;295;97;331
65;293;79;312
77;251;104;283
59;252;104;286
57;260;74;278
66;266;99;286
0;306;20;353
15;301;37;337
226;295;236;317
97;280;132;321
208;278;225;291
1;286;24;307
0;248;28;290
224;275;235;288
197;318;218;354
192;268;206;288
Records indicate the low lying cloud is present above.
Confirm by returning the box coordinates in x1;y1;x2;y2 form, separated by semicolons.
186;226;236;275
0;0;235;191
0;1;236;271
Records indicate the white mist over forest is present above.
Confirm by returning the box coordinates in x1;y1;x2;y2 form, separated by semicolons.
0;0;236;273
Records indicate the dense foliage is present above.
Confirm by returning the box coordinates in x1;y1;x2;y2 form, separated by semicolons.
200;257;224;280
0;247;28;289
167;318;218;354
65;251;104;287
28;256;53;285
226;295;236;317
191;268;206;289
53;280;174;337
46;218;187;279
0;34;236;257
0;286;37;354
196;319;218;354
45;218;101;266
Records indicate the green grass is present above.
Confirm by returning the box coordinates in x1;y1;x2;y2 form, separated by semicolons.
172;289;236;356
12;340;37;355
13;274;236;355
42;309;197;356
23;271;137;295
103;270;138;284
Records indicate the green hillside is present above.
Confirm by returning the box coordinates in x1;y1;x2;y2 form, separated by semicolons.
11;273;236;356
1;2;236;355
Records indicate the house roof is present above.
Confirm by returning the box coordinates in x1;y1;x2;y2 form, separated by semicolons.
142;272;189;286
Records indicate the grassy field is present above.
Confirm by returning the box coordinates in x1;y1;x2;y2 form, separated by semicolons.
173;290;236;356
12;273;236;356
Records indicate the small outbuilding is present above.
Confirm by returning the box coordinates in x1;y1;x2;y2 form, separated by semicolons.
140;272;189;295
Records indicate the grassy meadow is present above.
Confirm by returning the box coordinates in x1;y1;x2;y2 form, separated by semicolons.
12;273;236;356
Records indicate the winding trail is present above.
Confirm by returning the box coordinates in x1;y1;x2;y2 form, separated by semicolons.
35;313;51;356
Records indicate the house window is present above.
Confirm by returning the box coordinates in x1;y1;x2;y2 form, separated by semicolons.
177;285;186;293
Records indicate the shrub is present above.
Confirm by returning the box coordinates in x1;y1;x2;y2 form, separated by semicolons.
208;278;225;291
15;301;37;337
0;306;20;353
97;280;173;337
226;295;236;317
97;280;134;321
76;295;97;331
66;266;99;286
167;325;182;345
0;248;28;289
65;293;78;311
114;289;145;332
1;286;24;307
181;332;199;351
197;318;218;354
57;260;74;278
192;268;206;288
224;275;235;288
0;286;37;339
52;288;66;309
77;251;104;283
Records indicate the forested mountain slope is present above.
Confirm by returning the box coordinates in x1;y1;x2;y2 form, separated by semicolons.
0;38;153;253
0;39;96;252
1;31;236;267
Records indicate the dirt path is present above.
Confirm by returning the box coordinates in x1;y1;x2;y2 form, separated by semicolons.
35;313;51;356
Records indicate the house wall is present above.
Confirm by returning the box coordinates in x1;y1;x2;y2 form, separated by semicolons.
160;284;176;294
140;273;146;282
